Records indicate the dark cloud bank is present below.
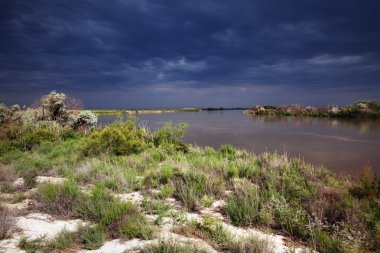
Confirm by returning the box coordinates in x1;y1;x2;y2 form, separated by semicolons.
0;0;379;108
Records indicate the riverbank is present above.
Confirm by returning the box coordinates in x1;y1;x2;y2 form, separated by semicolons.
246;100;380;118
1;93;380;252
1;120;379;252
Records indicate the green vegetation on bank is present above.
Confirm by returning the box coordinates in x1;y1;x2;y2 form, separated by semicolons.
246;100;380;118
1;92;380;252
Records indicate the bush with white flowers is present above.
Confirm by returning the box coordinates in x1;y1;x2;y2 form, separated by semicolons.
72;110;98;130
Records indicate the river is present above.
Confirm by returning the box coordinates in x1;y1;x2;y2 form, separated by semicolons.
98;110;380;175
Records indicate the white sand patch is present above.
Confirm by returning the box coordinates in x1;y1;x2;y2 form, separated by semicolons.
186;211;303;253
222;223;286;253
0;237;23;253
35;176;66;185
158;232;218;253
12;178;25;189
114;191;144;204
199;200;226;220
0;213;87;253
16;213;86;240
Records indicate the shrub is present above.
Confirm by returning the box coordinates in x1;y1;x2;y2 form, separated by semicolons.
21;128;57;150
72;110;98;131
153;122;188;152
159;165;174;184
80;225;105;250
20;108;38;128
0;103;6;124
175;217;233;250
41;91;66;118
225;185;261;226
173;170;225;211
273;196;309;239
83;120;147;156
200;195;214;208
60;129;78;140
197;217;233;250
77;184;120;222
151;149;168;161
18;236;45;253
46;228;76;250
159;183;175;199
227;166;239;178
35;181;82;217
142;198;171;216
313;229;345;253
349;165;379;198
77;185;153;239
219;144;236;159
0;205;15;240
21;168;38;189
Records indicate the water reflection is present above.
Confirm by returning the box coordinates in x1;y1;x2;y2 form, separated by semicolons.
252;116;380;134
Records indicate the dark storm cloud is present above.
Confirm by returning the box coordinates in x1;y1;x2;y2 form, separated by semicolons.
0;0;379;107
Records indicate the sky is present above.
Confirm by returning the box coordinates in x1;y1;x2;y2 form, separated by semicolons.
0;0;380;109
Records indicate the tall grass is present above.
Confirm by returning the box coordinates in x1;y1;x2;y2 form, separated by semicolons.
0;205;15;240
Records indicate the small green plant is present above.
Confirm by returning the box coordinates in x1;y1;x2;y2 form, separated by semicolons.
80;225;105;250
159;183;175;198
46;228;76;250
18;236;45;253
219;144;236;159
227;166;239;178
142;198;171;216
273;197;309;239
198;216;233;249
313;229;345;253
225;185;261;226
153;122;188;152
77;184;153;239
159;165;174;184
36;180;81;217
200;195;214;208
173;171;223;211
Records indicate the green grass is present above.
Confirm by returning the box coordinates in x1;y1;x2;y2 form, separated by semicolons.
225;183;261;226
80;225;105;250
78;185;154;239
174;217;275;252
35;180;82;217
46;229;76;250
18;236;45;253
17;227;104;252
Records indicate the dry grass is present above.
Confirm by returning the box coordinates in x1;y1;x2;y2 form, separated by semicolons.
0;205;15;239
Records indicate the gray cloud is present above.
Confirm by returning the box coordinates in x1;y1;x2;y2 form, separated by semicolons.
0;0;379;108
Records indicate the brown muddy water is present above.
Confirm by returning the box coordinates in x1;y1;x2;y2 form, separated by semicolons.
98;110;380;175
